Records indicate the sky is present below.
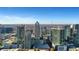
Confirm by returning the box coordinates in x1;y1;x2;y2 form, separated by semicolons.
0;7;79;24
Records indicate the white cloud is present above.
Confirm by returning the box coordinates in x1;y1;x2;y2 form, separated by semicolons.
0;15;52;24
0;15;78;24
0;15;37;24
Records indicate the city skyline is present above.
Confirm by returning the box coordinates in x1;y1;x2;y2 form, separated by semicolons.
0;7;79;24
0;22;79;51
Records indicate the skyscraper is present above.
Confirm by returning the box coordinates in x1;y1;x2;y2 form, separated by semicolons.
34;21;41;48
60;29;64;44
74;24;79;46
24;30;31;49
64;24;75;45
16;25;25;48
51;27;61;46
35;21;40;38
64;25;71;40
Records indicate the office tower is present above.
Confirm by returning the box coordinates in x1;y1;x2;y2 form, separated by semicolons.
35;21;40;38
63;25;76;45
60;29;64;44
64;25;71;40
34;21;41;48
74;24;79;46
24;30;31;49
51;27;61;46
69;25;75;43
75;24;79;34
70;24;75;36
16;25;25;48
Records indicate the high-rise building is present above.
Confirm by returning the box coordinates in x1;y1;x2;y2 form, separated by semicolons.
60;29;64;44
24;30;31;49
63;25;76;45
16;25;25;48
75;24;79;34
74;24;79;46
35;21;40;38
64;25;71;40
51;27;61;46
34;21;41;48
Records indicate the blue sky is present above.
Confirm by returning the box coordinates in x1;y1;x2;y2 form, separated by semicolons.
0;7;79;24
